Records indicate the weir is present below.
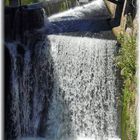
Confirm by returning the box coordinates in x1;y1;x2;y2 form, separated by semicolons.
5;0;123;140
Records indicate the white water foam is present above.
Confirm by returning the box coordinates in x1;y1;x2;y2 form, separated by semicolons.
45;35;120;140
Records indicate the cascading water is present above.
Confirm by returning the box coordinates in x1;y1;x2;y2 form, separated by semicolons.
5;0;121;140
5;36;54;139
45;35;120;140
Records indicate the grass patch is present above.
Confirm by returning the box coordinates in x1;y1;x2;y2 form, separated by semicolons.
116;34;137;140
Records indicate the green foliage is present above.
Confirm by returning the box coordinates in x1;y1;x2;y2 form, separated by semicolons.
5;0;9;5
4;0;39;6
117;34;136;80
21;0;39;5
116;34;137;140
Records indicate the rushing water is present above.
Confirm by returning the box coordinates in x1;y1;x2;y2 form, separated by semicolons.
5;36;54;139
45;35;120;140
5;0;121;140
5;33;121;140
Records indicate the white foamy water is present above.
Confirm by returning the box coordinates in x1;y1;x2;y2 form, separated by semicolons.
48;0;111;21
45;35;120;140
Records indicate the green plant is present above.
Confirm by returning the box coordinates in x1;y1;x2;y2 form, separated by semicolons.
116;34;137;140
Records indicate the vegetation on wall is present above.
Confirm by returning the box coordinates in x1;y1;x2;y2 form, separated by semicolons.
115;0;137;139
116;33;137;140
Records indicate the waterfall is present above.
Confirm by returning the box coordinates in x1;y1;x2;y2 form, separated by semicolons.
45;35;120;140
5;35;54;139
6;33;121;140
5;0;121;140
